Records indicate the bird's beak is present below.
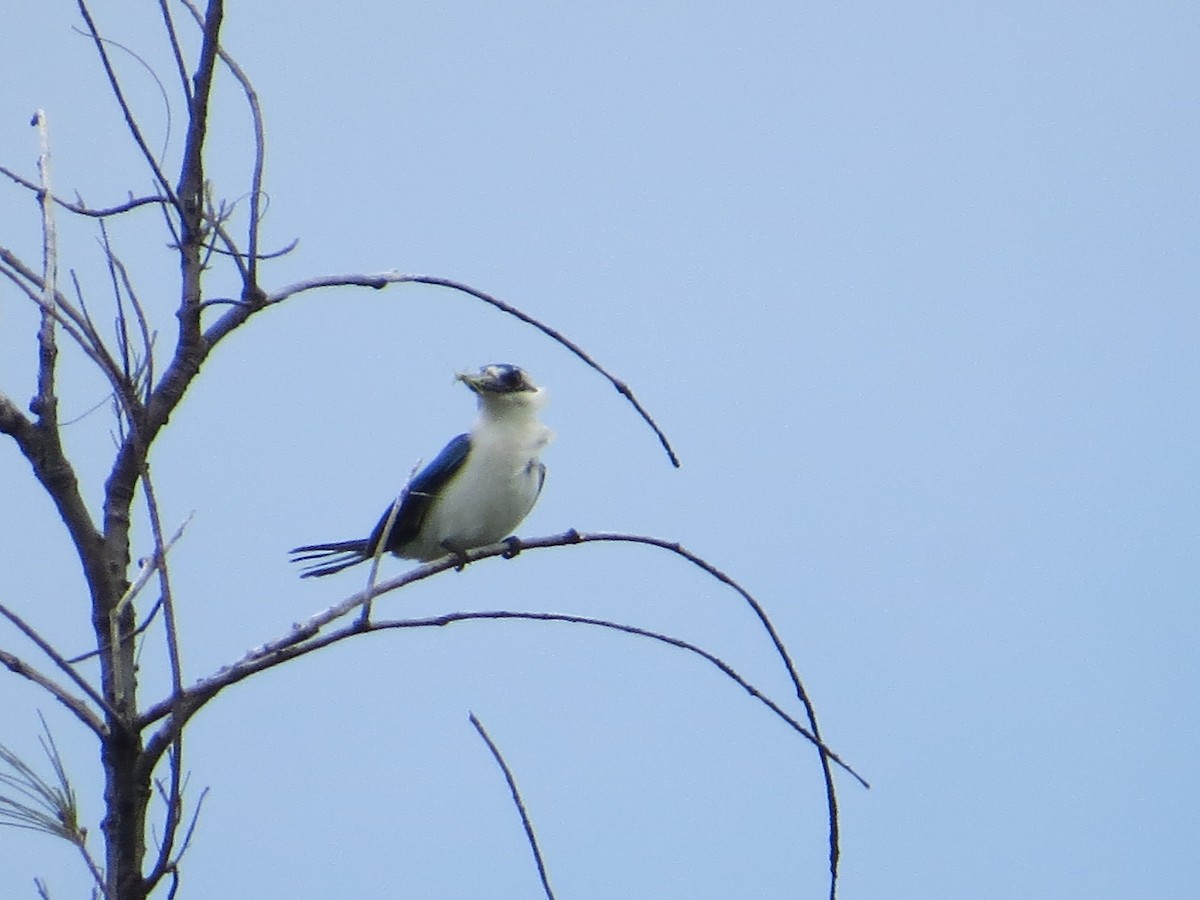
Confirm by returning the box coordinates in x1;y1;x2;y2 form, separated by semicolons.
456;370;487;394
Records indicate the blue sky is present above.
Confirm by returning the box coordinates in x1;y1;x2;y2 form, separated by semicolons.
1;2;1197;898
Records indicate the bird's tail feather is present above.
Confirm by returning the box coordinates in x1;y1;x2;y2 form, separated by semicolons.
289;539;370;578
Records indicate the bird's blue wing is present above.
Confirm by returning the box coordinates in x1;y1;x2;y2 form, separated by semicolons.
367;432;472;555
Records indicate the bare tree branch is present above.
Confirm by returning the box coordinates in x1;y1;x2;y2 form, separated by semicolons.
32;111;60;430
131;472;185;885
97;222;133;387
469;713;556;900
0;649;106;737
141;733;184;893
0;166;171;218
1;244;139;422
65;504;194;666
198;196;251;285
144;781;208;895
101;248;156;404
0;258;108;639
358;465;420;625
0;600;113;726
132;474;184;694
99;4;225;609
69;24;175;169
155;0;192;108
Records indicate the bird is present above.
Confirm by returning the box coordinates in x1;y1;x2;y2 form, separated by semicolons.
290;363;552;578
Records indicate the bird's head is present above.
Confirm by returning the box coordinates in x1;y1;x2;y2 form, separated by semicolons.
457;364;546;413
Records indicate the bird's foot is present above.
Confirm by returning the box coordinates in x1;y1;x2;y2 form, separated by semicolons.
440;543;471;571
502;536;523;559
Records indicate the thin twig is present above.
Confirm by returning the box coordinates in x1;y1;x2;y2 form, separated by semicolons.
111;513;195;619
0;165;170;217
155;0;192;107
138;474;184;696
195;235;296;268
135;473;186;887
0;600;112;726
74;0;178;205
145;782;210;895
360;465;419;625
135;601;862;900
0;649;106;737
469;713;556;900
2;245;136;420
201;194;248;282
107;253;156;403
109;509;193;709
98;221;132;383
143;531;799;724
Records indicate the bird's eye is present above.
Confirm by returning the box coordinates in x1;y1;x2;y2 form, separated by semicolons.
491;365;519;388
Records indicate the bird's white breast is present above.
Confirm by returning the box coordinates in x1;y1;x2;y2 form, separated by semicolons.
404;418;551;560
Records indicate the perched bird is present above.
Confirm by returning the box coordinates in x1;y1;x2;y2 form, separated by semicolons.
291;364;552;577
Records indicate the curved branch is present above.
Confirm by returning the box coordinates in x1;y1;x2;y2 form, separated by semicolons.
262;272;681;468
